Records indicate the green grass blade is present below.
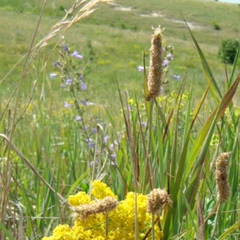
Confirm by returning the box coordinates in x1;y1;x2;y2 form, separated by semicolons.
186;75;239;176
0;221;15;240
183;17;222;100
218;221;240;240
67;170;90;196
143;52;150;117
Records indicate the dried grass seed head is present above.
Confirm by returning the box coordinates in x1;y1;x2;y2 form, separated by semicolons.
215;152;231;203
147;26;164;100
71;196;118;220
147;188;172;214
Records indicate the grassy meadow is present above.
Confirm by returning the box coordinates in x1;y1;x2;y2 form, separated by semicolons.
0;0;239;239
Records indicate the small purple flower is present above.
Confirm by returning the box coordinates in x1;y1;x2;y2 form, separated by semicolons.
79;75;84;80
109;143;114;150
103;135;110;144
91;128;97;134
71;51;83;59
54;61;61;68
75;115;82;121
89;161;94;167
65;78;73;85
49;73;57;79
110;154;116;160
80;81;87;91
166;53;174;60
127;105;132;111
137;66;144;72
80;100;88;106
172;75;181;80
86;138;95;148
62;43;68;52
163;59;170;67
64;102;71;108
60;83;66;88
89;159;100;167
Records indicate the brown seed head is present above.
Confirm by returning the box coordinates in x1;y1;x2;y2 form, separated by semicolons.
215;152;231;203
147;188;172;214
147;26;164;100
71;196;118;220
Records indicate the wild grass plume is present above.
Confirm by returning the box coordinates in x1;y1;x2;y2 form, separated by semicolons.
147;188;172;214
147;26;164;100
71;196;118;220
215;152;231;203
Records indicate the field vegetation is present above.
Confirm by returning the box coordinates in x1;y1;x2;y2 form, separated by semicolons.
0;0;239;239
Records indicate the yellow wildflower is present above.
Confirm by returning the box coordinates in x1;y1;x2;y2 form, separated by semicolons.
91;180;117;199
43;182;164;240
42;224;74;240
68;191;91;206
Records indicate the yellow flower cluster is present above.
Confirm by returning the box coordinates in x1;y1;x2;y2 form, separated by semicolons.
91;180;118;200
68;191;91;206
42;181;163;240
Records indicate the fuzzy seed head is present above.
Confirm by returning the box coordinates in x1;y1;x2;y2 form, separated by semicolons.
215;152;231;203
147;26;164;100
147;188;172;214
71;196;118;220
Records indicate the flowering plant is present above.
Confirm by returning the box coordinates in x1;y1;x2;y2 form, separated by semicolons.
42;181;172;240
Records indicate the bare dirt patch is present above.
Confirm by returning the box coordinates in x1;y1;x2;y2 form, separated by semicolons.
110;3;204;30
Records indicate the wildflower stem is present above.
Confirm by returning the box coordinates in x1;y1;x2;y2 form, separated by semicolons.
147;99;154;190
105;212;109;238
210;202;221;240
151;213;155;240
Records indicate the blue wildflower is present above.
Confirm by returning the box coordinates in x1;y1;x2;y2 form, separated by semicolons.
80;100;88;106
75;115;82;121
103;136;110;144
80;81;87;91
54;61;61;68
166;53;174;60
66;78;73;85
86;138;95;148
62;43;68;52
163;59;170;67
64;102;71;108
71;51;83;59
110;154;116;160
91;128;97;134
49;73;57;79
172;75;181;80
137;66;144;72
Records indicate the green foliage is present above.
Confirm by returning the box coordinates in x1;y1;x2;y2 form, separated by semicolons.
211;20;221;30
218;38;240;64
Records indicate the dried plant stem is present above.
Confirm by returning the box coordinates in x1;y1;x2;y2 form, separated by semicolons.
120;91;139;239
151;213;155;240
210;203;221;240
147;100;155;190
105;212;109;238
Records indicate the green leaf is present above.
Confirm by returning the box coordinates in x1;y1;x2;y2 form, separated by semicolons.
218;221;240;240
183;17;222;101
0;222;15;240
